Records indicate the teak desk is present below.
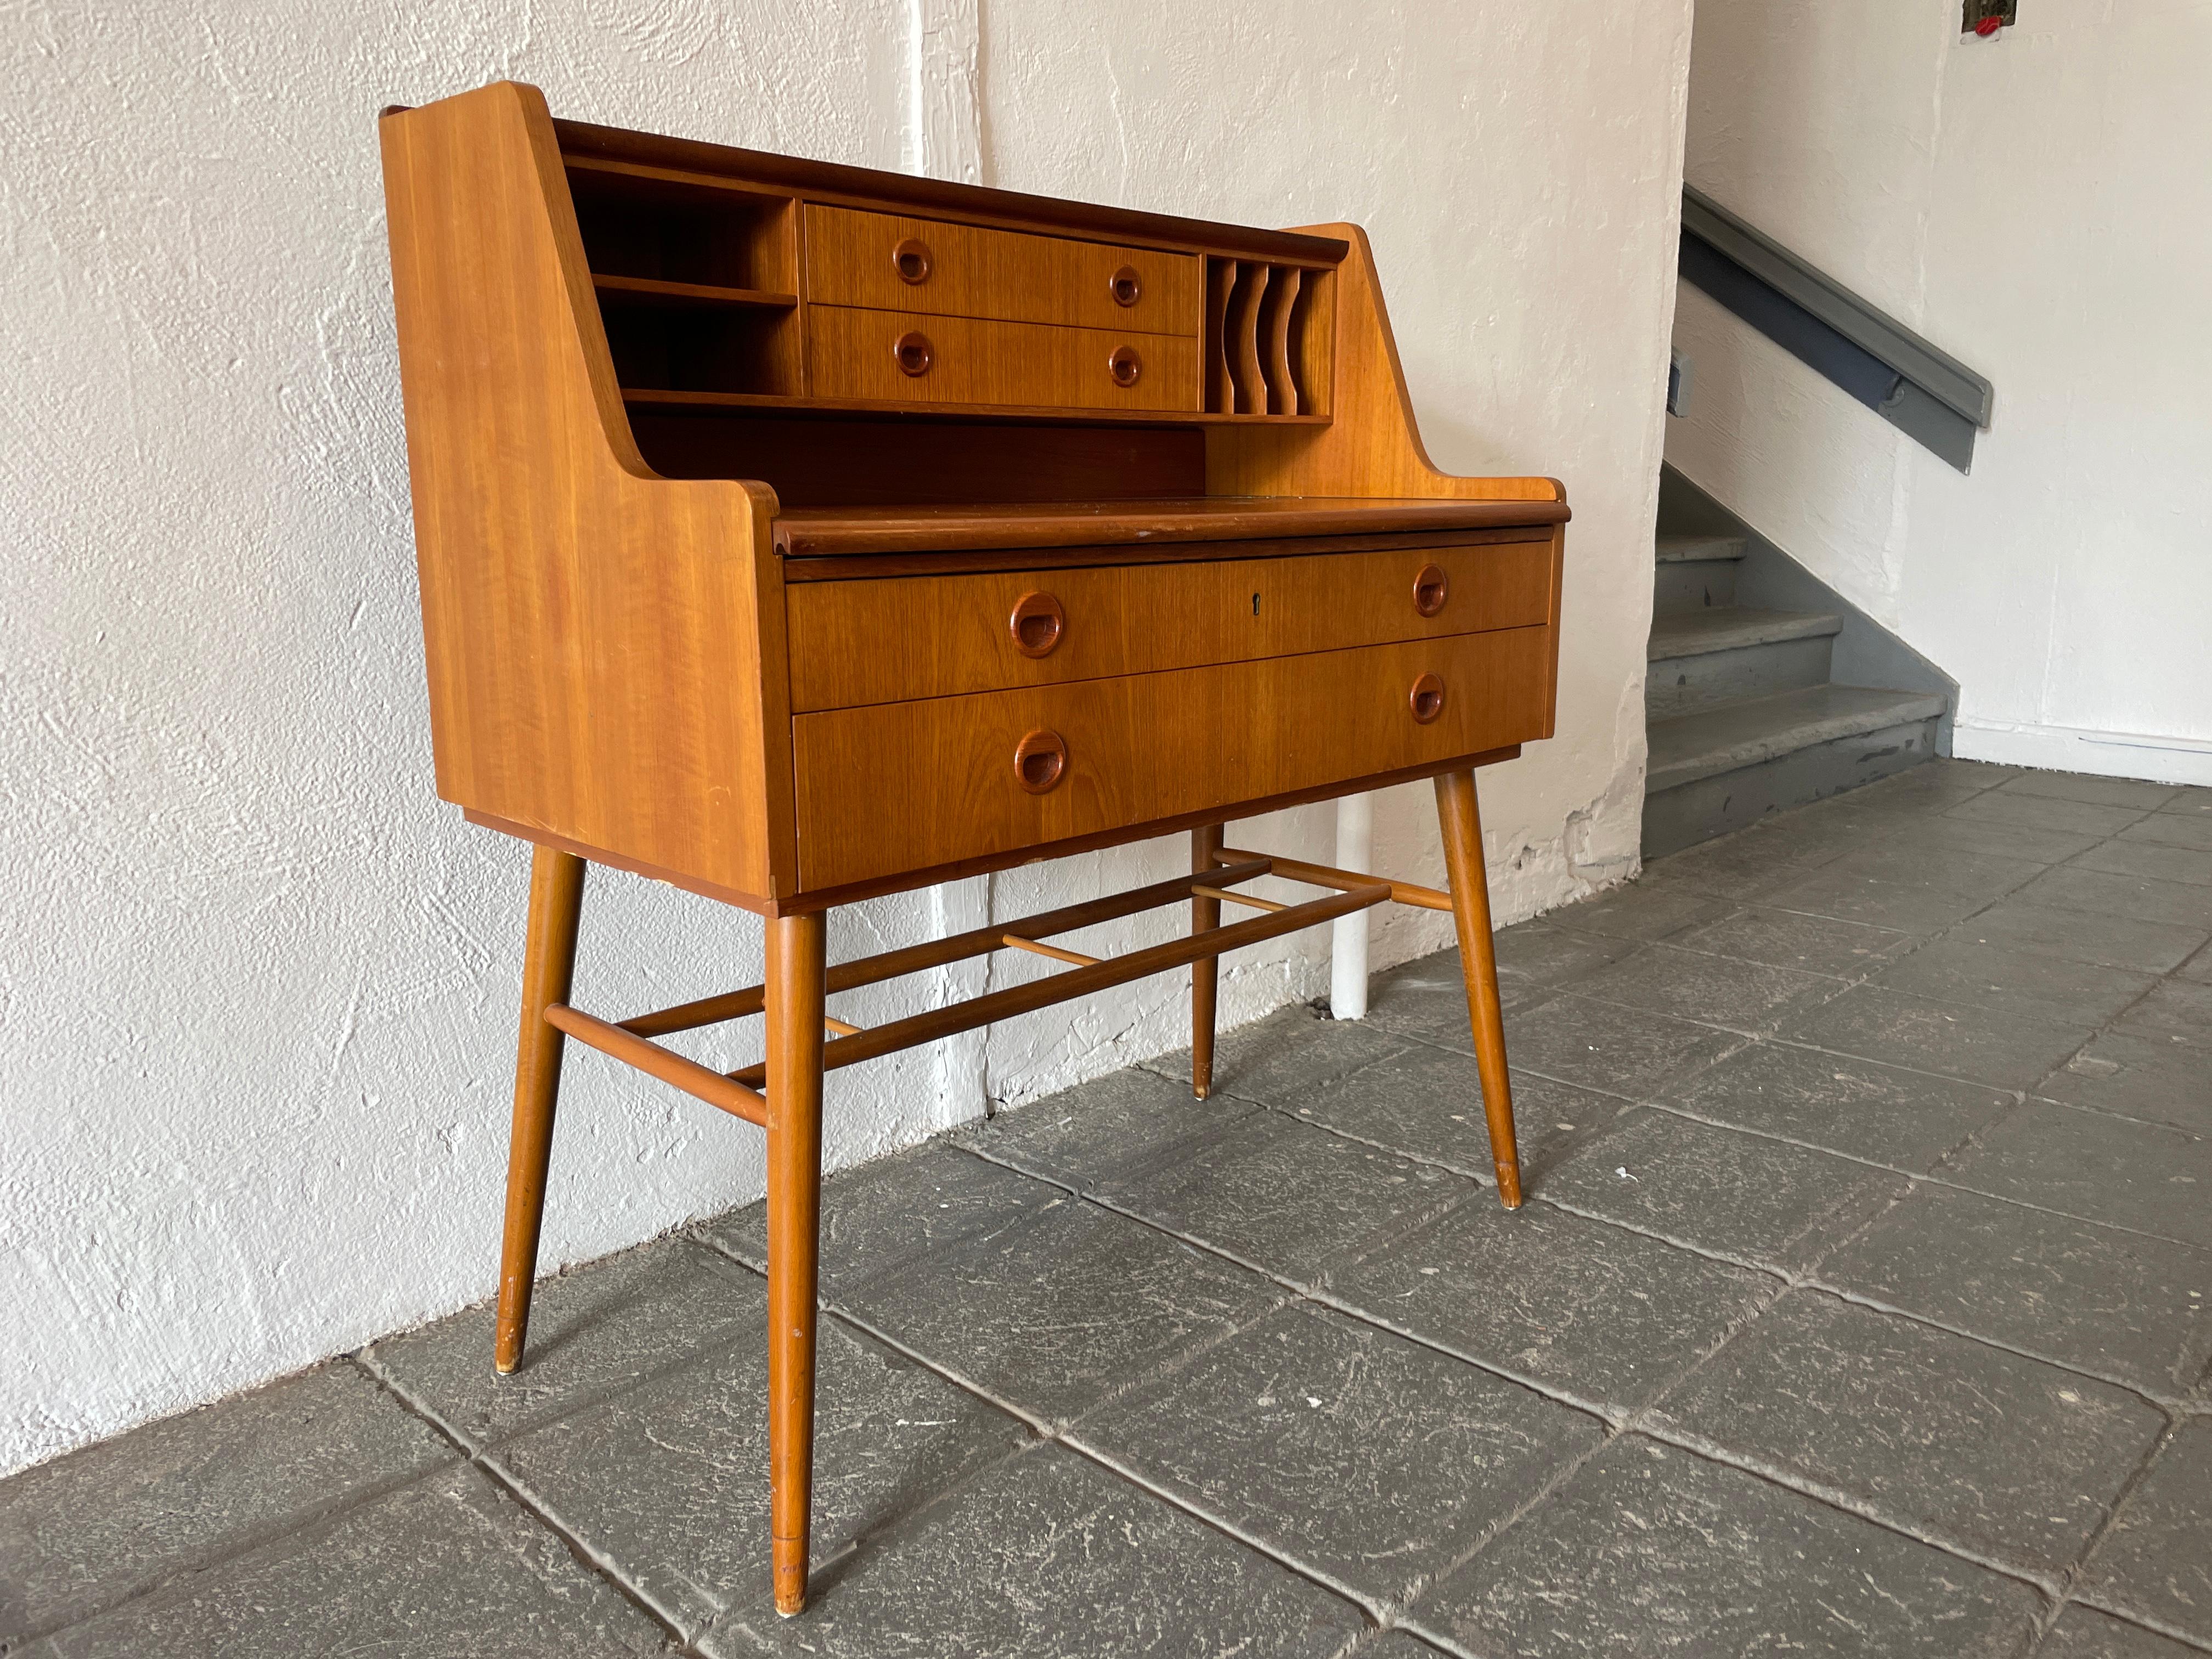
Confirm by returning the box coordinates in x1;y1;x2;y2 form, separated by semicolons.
379;81;1567;1615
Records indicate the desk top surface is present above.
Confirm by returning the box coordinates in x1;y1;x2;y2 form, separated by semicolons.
771;495;1570;557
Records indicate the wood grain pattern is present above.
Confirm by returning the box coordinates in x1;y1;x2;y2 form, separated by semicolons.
765;911;827;1614
777;526;1549;583
1436;771;1522;1207
381;82;794;904
791;627;1554;890
786;540;1555;710
806;305;1200;411
805;204;1201;334
1206;223;1559;503
772;495;1565;556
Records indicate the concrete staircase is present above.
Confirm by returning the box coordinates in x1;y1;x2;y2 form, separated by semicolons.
1642;532;1946;857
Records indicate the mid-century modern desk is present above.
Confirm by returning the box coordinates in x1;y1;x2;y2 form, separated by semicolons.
379;81;1567;1615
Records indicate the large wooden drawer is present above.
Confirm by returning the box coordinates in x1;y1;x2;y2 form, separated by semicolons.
805;205;1201;334
807;306;1199;410
786;539;1558;710
792;627;1554;890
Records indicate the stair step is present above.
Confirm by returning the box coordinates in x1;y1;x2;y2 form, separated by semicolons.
1647;684;1948;795
1649;607;1839;663
1655;533;1747;565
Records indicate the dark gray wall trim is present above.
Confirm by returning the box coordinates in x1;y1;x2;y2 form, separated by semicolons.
1679;184;1992;473
1658;464;1958;754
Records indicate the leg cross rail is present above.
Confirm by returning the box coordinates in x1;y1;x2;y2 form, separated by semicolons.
493;769;1523;1619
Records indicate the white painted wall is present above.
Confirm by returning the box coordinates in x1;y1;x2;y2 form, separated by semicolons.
0;1;1690;1475
1668;1;2212;784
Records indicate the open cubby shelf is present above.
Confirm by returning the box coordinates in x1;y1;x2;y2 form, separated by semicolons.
1205;259;1333;416
592;274;798;311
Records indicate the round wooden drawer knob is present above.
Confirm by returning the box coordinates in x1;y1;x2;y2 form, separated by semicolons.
1109;264;1143;307
1014;728;1068;793
1108;345;1142;388
1413;563;1449;617
1009;591;1065;657
1409;672;1446;725
893;330;934;377
893;237;933;284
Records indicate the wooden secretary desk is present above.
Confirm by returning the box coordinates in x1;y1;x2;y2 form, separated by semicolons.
379;81;1567;1615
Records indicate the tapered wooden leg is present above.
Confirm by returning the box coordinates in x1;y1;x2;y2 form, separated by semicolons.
494;847;588;1374
765;910;828;1616
1435;771;1523;1207
1190;823;1224;1099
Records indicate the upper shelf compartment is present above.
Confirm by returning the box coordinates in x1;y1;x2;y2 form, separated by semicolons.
1205;259;1333;416
567;157;803;397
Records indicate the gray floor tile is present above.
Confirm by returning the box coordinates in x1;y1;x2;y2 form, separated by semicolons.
45;1464;667;1658
1775;983;2094;1090
1289;1042;1627;1185
2112;980;2212;1048
2078;1418;2212;1646
837;1197;1280;1425
1494;993;1739;1099
1650;1290;2165;1576
2123;812;2212;853
2180;941;2212;985
955;1064;1255;1192
2158;786;2212;818
1663;1039;2013;1171
1329;1198;1774;1415
0;1364;452;1645
1411;1434;2040;1658
2017;866;2212;932
1757;865;2012;933
1671;904;1913;978
2045;1032;2212;1136
1146;1002;1412;1109
1073;1302;1603;1606
361;1235;757;1449
490;1291;1021;1632
1096;1110;1469;1288
1859;758;2017;806
1876;812;2106;866
1875;936;2158;1026
1947;790;2150;838
704;1443;1366;1658
1816;1182;2212;1398
1953;899;2210;975
1355;1635;1452;1659
1944;1101;2212;1250
1820;839;2051;902
1542;880;1735;943
2041;1604;2207;1659
2004;773;2179;811
1542;1109;1909;1274
700;1139;1058;1290
1567;941;1839;1028
1641;823;1847;897
2075;838;2212;890
1488;925;1639;1000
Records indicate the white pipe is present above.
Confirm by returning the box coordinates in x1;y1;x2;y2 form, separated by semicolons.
1330;792;1373;1019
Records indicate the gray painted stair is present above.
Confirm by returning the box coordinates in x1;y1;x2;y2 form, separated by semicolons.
1643;529;1943;857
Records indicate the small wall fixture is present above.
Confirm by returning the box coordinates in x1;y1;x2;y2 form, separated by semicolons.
1963;0;2015;36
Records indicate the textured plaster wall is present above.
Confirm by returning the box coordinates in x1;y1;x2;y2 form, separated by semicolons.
0;1;1690;1476
1668;1;2212;784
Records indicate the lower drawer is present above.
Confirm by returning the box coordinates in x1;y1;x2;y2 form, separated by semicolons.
806;304;1199;411
792;626;1554;890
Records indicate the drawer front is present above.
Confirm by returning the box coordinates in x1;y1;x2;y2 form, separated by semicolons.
793;627;1554;890
807;306;1199;411
805;205;1201;334
787;539;1557;711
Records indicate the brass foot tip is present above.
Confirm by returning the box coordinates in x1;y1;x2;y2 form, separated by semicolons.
493;1359;518;1376
1193;1085;1210;1101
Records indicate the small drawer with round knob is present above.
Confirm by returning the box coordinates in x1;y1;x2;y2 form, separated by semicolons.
806;307;1199;410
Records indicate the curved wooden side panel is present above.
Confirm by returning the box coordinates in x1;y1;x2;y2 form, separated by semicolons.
381;82;792;906
1204;222;1564;508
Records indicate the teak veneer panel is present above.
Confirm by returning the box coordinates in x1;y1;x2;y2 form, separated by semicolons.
771;495;1567;556
804;205;1202;334
806;306;1200;411
382;81;794;905
791;627;1555;890
786;540;1557;710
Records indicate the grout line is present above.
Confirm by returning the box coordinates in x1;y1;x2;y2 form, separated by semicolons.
2067;1592;2212;1656
346;1356;708;1657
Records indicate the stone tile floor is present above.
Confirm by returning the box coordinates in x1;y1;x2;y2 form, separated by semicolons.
5;759;2211;1657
